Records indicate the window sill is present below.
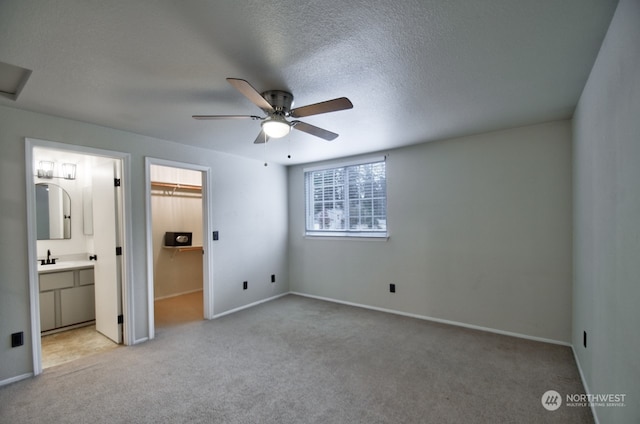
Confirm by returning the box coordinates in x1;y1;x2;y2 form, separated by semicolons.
304;232;389;241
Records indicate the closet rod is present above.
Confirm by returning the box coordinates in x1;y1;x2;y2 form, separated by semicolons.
151;181;201;192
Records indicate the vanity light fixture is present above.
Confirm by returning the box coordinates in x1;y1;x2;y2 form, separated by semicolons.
61;163;76;180
36;161;77;180
37;161;54;179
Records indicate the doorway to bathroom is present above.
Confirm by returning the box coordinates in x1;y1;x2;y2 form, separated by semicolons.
26;138;133;375
145;158;213;338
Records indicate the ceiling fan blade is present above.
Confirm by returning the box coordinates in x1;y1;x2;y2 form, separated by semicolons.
192;115;262;120
253;130;270;144
292;121;339;141
290;97;353;118
226;78;274;112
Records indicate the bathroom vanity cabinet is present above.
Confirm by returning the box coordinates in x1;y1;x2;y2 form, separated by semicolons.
39;266;95;332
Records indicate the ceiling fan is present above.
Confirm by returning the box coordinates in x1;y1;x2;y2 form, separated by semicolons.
193;78;353;144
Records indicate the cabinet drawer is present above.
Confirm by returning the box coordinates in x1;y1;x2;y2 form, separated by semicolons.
78;268;95;286
40;271;74;291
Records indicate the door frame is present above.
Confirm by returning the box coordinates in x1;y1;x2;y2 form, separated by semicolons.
144;157;213;339
25;138;134;375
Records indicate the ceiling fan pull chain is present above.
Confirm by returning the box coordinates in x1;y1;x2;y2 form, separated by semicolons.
264;132;268;167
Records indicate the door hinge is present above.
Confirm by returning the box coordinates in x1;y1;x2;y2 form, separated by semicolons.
114;178;121;187
117;314;124;324
115;246;123;256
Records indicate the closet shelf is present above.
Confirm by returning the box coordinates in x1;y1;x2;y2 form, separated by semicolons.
151;181;201;192
163;245;202;252
163;245;203;258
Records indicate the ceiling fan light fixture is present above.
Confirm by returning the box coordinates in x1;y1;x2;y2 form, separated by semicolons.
193;78;351;143
262;116;291;138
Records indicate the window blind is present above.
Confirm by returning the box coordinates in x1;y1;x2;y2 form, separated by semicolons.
305;158;387;237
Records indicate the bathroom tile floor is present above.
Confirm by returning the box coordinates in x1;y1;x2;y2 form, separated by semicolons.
41;325;119;369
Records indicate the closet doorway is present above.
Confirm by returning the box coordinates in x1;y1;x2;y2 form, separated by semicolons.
145;159;212;338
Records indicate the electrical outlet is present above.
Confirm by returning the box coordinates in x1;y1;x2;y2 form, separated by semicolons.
243;281;248;290
271;274;276;283
389;283;396;293
11;332;24;348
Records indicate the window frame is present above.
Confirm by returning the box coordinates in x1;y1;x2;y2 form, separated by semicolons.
304;156;388;239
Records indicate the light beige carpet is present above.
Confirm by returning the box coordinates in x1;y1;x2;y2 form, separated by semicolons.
0;295;593;423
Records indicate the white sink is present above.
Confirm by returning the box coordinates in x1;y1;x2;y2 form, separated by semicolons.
37;260;95;273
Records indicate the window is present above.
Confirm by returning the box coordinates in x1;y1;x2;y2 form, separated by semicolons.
305;157;387;237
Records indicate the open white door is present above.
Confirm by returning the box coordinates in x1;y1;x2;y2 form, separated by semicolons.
92;159;123;343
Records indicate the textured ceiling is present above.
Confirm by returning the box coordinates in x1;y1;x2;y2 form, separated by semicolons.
0;0;618;165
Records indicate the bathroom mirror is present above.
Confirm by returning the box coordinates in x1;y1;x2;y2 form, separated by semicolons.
36;183;71;240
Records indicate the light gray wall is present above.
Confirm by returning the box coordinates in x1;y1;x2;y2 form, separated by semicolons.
0;105;289;382
572;0;640;422
288;120;573;343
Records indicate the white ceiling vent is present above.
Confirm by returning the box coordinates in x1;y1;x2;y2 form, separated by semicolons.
0;61;32;101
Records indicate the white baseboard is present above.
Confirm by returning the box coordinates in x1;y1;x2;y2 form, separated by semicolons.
571;346;600;424
212;292;289;319
154;288;203;301
0;373;33;387
290;292;571;347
